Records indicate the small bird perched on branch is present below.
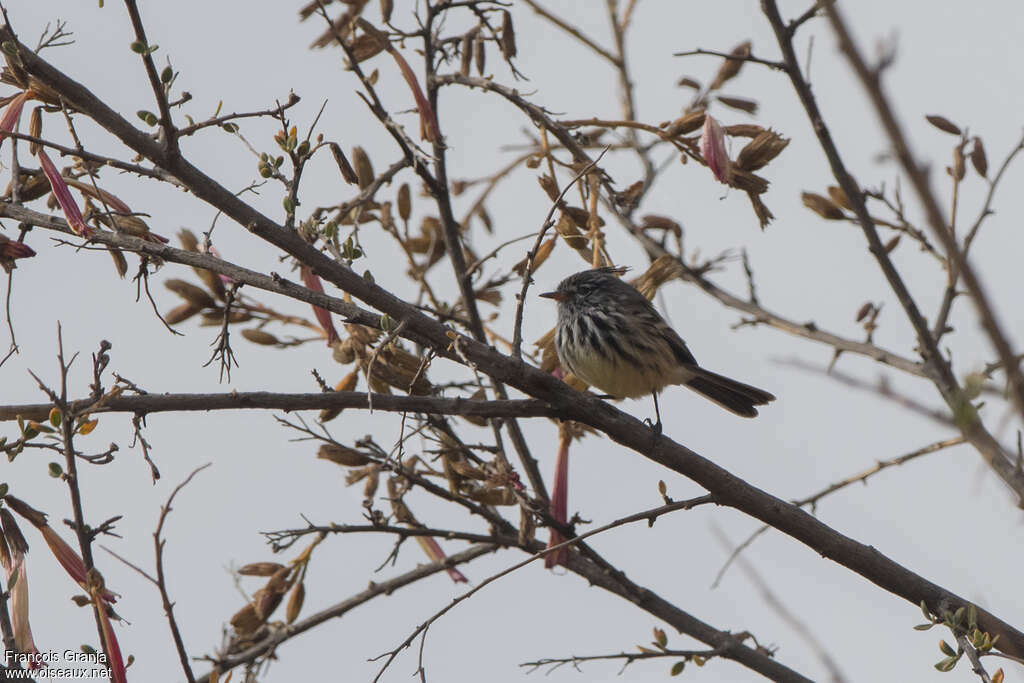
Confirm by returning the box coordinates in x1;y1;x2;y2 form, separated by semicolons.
541;267;775;432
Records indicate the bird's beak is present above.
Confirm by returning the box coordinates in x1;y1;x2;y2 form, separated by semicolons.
539;291;566;301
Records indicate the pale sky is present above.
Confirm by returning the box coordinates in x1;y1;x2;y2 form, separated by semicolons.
3;1;1024;681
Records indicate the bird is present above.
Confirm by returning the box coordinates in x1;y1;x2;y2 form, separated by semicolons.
540;267;774;432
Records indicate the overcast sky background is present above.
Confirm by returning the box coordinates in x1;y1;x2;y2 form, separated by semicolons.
3;1;1024;681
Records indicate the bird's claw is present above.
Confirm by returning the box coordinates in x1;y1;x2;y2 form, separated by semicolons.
644;417;663;436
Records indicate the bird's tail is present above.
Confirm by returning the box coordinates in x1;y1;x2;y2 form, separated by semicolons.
683;367;775;418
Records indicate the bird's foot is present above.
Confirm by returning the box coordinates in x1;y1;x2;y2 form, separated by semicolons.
644;417;663;436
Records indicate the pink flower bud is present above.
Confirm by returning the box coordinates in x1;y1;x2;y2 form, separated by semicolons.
300;266;340;345
0;90;32;151
37;149;93;237
700;114;732;184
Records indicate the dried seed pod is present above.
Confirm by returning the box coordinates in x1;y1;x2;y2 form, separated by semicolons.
970;137;988;177
708;40;751;91
801;192;845;220
662;109;705;137
318;443;372;467
884;234;901;253
107;247;128;279
500;11;516;59
632;255;684;300
238;562;286;577
28;106;41;155
330;143;358;185
537;174;559;202
736;130;790;171
164;302;202;325
177;228;200;252
286;581;305;624
229;603;262;636
473;31;486;75
726;168;768;194
925;115;961;136
514;236;556;277
716;95;758;114
347;33;388;63
459;32;473;77
164;279;216;309
676;77;701;89
723;123;765;138
351;146;374;189
397;183;411;221
855;302;873;322
826;185;854;211
241;329;279;346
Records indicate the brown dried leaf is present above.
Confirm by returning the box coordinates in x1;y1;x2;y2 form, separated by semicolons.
826;186;853;211
397;183;411;221
330;143;359;185
238;562;286;577
165;279;216;309
351;146;374;189
500;10;516;59
662;109;705;137
801;192;845;220
676;77;701;89
925;115;961;136
318;443;372;467
473;32;486;75
708;41;751;91
970;137;988;177
716;95;758;114
286;582;305;624
459;32;473;77
241;329;279;346
164;302;202;325
723;123;765;138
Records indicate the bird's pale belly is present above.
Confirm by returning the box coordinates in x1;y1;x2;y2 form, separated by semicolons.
566;345;689;399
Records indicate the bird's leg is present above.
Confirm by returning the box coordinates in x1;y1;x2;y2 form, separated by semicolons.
644;392;663;435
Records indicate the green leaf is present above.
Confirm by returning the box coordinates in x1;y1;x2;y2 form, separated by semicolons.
934;656;958;672
670;661;685;676
967;604;978;630
0;482;8;498
221;122;239;133
129;40;147;53
7;566;18;590
939;640;956;657
160;66;173;83
913;623;935;631
48;462;63;478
